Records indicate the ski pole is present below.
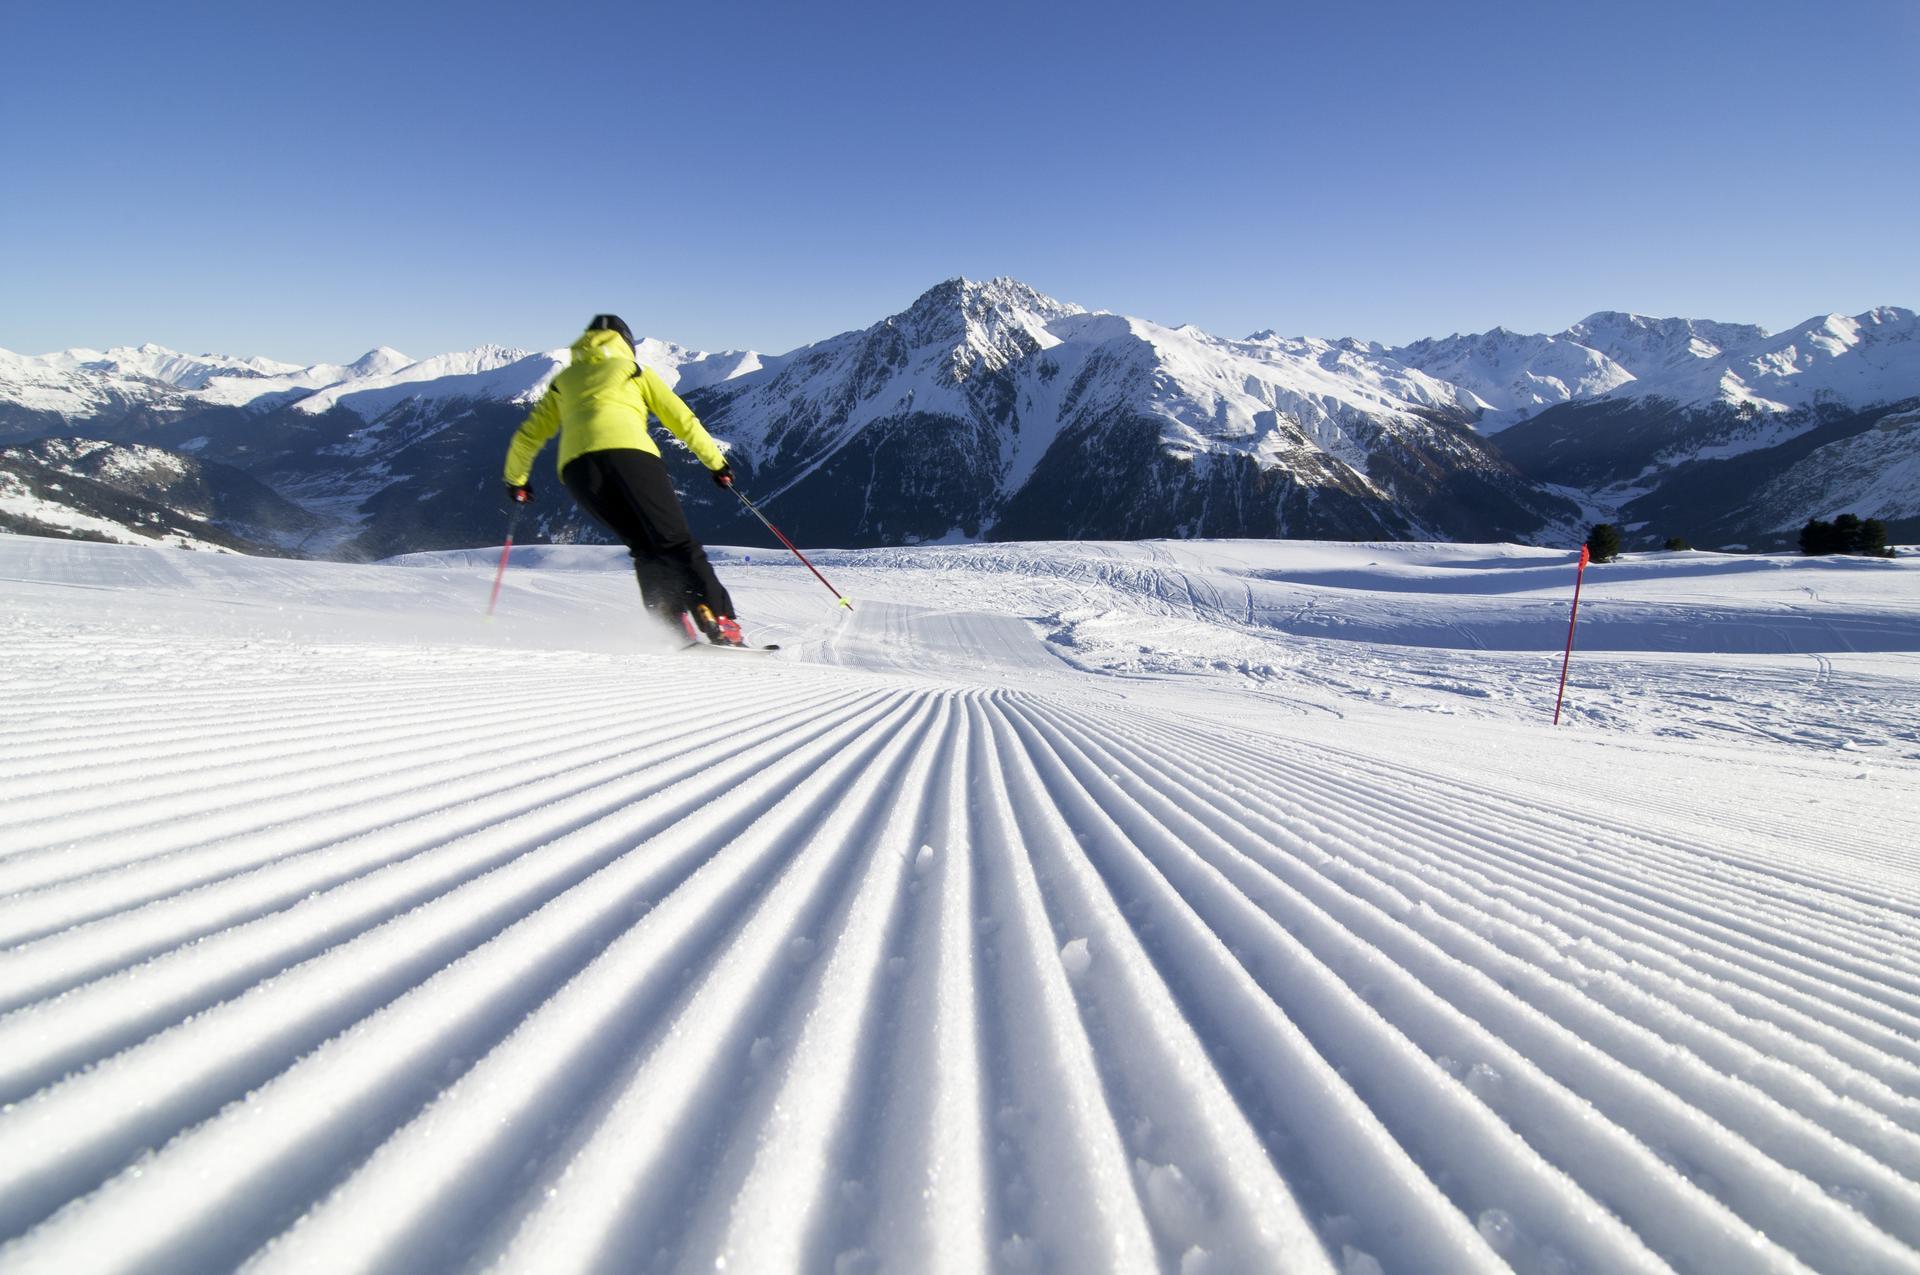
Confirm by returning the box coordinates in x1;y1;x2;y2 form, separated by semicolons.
731;486;853;612
1552;543;1591;725
485;501;526;620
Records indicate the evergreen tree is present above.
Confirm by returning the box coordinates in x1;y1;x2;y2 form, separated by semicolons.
1586;523;1622;563
1800;518;1835;555
1663;536;1692;551
1800;513;1893;556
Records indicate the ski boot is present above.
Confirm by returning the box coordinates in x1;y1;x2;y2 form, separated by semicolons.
692;604;748;647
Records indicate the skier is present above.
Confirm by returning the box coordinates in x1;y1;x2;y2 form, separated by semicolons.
503;314;748;646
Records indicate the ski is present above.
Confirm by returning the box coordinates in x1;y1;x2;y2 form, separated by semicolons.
670;615;778;652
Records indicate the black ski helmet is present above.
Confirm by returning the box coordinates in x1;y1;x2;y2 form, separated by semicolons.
586;313;635;351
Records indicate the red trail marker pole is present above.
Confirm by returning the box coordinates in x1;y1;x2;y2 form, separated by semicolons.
1553;543;1591;725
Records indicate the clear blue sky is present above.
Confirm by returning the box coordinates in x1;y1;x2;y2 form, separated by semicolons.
3;0;1916;363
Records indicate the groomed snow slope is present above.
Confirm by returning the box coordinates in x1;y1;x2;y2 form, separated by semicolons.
1;536;1917;1275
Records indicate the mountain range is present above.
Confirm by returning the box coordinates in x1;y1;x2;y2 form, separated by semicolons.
2;280;1914;558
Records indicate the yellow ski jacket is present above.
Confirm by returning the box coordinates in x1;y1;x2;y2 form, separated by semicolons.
503;327;728;485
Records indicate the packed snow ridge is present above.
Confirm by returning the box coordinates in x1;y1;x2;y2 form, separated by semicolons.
1;533;1917;1274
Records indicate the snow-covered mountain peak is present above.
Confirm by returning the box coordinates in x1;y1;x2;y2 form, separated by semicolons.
349;347;414;378
49;343;307;390
1857;305;1918;331
1241;331;1384;357
1387;308;1807;434
441;344;530;369
889;277;1088;383
961;275;1085;323
291;344;551;417
1560;311;1769;379
893;275;1028;318
1607;305;1920;415
628;337;766;395
0;345;209;417
1791;313;1873;360
1565;310;1645;331
1388;327;1634;433
1796;306;1918;351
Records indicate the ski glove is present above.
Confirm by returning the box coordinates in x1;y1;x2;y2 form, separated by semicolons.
506;482;533;505
711;464;734;490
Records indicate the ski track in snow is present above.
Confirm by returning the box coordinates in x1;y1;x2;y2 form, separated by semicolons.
1;539;1918;1274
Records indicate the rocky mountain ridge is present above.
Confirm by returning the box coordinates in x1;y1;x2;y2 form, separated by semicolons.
3;281;1913;556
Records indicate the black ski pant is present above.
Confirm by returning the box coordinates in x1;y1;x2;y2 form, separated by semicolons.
560;448;735;623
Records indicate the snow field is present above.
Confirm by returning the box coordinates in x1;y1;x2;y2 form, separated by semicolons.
1;536;1917;1273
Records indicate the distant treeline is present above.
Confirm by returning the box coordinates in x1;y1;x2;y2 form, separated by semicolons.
1799;514;1893;557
